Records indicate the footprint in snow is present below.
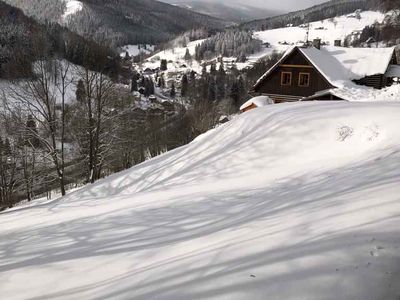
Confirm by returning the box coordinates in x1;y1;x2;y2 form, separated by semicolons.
370;246;385;257
337;125;354;142
362;125;380;141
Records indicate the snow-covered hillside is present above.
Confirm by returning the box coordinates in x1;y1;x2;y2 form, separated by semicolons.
1;102;400;299
255;11;385;50
0;60;84;106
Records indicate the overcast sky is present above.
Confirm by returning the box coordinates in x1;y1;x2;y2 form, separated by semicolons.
163;0;329;12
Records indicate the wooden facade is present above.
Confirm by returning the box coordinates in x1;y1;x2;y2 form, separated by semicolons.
253;47;399;102
253;48;334;103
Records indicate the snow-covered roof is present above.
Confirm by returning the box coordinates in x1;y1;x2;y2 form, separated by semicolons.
302;46;395;86
255;46;396;89
240;96;274;111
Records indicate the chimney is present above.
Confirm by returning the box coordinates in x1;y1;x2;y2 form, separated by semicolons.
334;39;342;47
313;38;321;50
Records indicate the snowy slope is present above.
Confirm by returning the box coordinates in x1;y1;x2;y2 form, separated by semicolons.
254;11;385;51
0;60;84;106
1;102;400;299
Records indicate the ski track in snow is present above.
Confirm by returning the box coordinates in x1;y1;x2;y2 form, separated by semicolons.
1;102;400;299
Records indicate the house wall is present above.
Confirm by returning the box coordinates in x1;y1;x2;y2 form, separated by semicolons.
303;94;345;101
254;48;333;103
353;74;387;89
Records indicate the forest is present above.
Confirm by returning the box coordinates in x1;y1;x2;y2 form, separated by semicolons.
194;30;263;62
3;0;228;46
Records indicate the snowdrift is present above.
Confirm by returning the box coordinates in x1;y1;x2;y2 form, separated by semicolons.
1;102;400;300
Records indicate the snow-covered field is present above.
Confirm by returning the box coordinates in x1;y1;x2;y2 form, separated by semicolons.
1;102;400;299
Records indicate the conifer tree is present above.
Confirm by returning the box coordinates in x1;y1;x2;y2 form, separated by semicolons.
181;74;189;98
170;82;176;98
184;48;192;61
76;79;86;103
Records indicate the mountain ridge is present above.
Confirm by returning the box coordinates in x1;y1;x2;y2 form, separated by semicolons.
161;0;283;22
1;0;229;45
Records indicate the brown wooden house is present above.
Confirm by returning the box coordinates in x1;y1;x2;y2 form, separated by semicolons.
253;44;400;103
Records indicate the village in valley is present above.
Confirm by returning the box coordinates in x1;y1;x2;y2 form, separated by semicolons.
119;8;400;119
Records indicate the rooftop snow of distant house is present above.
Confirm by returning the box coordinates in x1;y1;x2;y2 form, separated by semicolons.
240;96;274;112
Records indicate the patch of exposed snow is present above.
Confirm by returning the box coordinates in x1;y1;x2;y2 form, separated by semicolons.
120;45;155;57
63;0;83;20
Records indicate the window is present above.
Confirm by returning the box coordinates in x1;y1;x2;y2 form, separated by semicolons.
281;72;292;86
299;72;310;87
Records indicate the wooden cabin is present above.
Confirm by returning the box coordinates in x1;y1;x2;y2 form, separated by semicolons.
253;43;399;102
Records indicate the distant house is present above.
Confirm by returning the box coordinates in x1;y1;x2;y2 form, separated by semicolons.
365;37;377;46
253;43;399;103
240;96;274;113
143;68;154;75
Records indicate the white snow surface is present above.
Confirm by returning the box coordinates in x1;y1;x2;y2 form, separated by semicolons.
63;0;83;19
240;95;274;110
2;102;400;299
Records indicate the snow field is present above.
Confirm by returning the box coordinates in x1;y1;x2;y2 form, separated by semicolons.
1;102;400;299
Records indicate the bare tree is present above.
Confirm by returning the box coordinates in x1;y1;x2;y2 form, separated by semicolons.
3;59;74;196
74;66;116;183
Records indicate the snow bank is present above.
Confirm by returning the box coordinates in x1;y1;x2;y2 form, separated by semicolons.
1;102;400;299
